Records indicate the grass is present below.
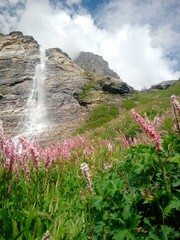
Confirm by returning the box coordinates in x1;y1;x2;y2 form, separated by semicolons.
79;71;106;102
121;80;180;112
77;104;119;134
79;80;102;101
77;80;180;140
0;81;180;239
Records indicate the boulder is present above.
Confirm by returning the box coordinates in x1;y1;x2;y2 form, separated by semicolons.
100;77;134;95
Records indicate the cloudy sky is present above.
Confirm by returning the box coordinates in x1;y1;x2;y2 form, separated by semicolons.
0;0;180;90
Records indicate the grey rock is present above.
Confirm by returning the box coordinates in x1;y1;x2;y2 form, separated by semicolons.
0;33;88;145
101;78;134;95
0;32;40;136
0;33;134;145
103;82;134;95
75;51;120;79
9;31;23;36
150;80;177;90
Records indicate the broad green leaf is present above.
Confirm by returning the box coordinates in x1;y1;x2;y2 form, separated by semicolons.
113;229;136;240
168;155;180;164
164;197;180;217
160;225;179;240
92;195;103;210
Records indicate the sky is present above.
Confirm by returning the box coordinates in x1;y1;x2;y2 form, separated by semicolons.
0;0;180;90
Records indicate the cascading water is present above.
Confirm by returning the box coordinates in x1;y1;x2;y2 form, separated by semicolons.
25;47;46;135
22;47;47;138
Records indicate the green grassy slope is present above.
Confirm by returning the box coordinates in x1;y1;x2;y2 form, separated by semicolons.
76;80;180;139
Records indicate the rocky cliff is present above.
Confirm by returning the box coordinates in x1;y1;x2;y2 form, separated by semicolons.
0;32;89;144
75;51;120;79
75;51;134;95
0;32;134;145
0;31;40;136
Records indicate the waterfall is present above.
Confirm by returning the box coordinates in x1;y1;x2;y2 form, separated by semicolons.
22;47;47;137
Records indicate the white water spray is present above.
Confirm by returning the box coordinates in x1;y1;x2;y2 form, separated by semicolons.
23;47;47;137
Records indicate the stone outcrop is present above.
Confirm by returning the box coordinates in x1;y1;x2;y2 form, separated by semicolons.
0;32;88;144
149;80;177;90
100;77;134;95
75;51;120;79
75;52;134;96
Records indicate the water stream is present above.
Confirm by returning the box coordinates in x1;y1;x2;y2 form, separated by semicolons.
20;47;47;139
25;47;46;135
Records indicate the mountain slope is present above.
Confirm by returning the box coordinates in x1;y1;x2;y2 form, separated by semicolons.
0;32;133;145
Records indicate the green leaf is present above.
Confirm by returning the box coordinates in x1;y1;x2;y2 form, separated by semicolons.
168;155;180;164
122;206;131;220
10;229;26;240
160;225;180;240
94;221;105;235
24;209;35;230
113;229;136;240
92;196;103;211
148;232;160;240
12;219;18;237
172;176;180;187
164;197;180;217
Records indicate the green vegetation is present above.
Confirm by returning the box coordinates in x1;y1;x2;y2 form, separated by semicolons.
79;79;102;101
82;80;180;141
79;71;108;102
77;104;119;133
0;82;180;239
121;80;180;113
91;138;180;239
0;86;7;97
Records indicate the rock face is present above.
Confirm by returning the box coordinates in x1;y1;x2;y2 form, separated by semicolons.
75;51;120;79
0;31;40;136
0;32;88;144
75;52;134;95
150;80;177;90
44;48;88;143
0;32;134;145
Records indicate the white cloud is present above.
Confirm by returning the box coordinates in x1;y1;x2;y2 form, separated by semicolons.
98;0;180;66
66;0;82;6
94;24;179;89
0;0;179;90
8;0;21;4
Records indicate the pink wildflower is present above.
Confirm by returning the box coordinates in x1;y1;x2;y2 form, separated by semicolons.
42;231;50;240
19;156;31;181
152;116;161;130
130;109;162;152
13;163;19;180
103;162;112;171
119;130;130;148
30;144;39;169
0;125;5;151
171;95;180;114
80;162;93;191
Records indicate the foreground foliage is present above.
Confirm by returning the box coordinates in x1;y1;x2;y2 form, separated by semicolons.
0;95;180;239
